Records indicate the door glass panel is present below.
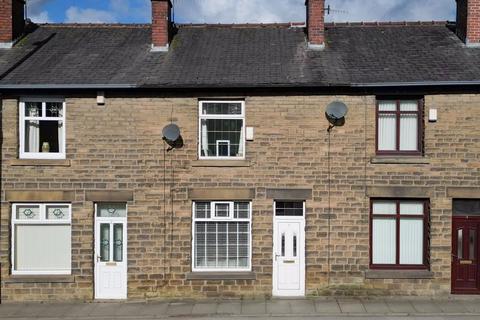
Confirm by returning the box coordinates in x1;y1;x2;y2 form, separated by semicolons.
100;224;110;262
281;233;285;257
293;234;297;257
458;229;463;260
97;203;127;217
470;229;476;260
113;224;123;262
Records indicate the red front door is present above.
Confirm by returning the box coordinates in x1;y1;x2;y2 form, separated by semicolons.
452;217;480;294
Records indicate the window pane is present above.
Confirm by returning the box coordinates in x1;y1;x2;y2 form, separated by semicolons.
293;234;297;257
378;101;397;111
16;205;41;220
378;113;396;151
25;102;42;117
458;229;463;259
399;113;418;151
275;201;304;216
399;218;423;264
372;218;396;264
400;100;418;112
399;202;424;215
25;120;62;153
201;119;243;157
46;205;70;220
234;202;249;219
100;223;110;262
195;202;211;219
113;224;123;262
46;102;63;117
470;230;476;260
97;203;127;217
372;201;396;215
202;102;242;115
215;203;230;218
281;233;285;256
24;120;40;153
15;225;71;272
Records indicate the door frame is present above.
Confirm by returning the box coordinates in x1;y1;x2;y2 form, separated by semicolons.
451;216;480;294
272;201;306;297
94;203;128;300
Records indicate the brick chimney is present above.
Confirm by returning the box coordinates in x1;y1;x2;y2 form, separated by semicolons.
456;0;480;47
0;0;25;48
306;0;325;50
151;0;172;52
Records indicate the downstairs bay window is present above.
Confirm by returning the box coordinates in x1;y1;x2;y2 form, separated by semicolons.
11;203;71;275
192;201;251;271
370;199;429;269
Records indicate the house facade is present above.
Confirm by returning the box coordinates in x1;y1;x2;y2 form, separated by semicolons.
1;0;480;302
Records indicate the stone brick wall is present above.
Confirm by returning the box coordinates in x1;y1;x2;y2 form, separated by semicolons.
1;92;479;301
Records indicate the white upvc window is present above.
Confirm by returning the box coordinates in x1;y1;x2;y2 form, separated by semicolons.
11;203;72;275
198;101;245;159
19;98;66;159
192;201;251;272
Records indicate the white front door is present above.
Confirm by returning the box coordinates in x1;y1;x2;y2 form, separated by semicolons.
94;203;128;299
272;201;305;297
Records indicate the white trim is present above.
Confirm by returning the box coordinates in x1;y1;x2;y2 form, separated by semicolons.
198;100;246;160
11;203;72;276
307;42;325;50
19;99;66;160
192;201;252;272
151;43;169;52
0;41;13;49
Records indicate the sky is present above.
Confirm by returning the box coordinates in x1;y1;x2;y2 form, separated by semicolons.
26;0;457;24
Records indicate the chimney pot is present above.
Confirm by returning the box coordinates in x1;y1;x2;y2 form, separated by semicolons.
151;0;172;52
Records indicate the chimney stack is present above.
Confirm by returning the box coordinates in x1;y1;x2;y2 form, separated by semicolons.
306;0;325;50
0;0;25;48
151;0;172;52
456;0;480;47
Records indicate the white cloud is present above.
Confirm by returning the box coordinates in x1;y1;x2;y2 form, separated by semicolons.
26;0;53;23
29;10;50;23
65;7;116;23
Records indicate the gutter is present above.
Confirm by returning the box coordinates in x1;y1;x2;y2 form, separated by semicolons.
351;81;480;87
0;84;138;89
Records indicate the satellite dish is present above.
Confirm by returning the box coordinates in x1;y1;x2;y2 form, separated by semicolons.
325;101;348;129
162;123;184;150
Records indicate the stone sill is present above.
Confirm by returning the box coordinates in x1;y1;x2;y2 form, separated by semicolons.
370;156;429;165
185;272;256;280
9;159;71;167
4;275;75;283
365;269;434;279
191;160;251;167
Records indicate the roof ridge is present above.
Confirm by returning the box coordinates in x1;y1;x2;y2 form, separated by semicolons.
325;20;450;27
38;23;150;29
176;22;305;29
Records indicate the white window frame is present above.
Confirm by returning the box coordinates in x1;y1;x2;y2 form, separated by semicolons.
19;97;66;160
192;201;252;272
11;203;72;275
198;100;246;160
212;201;234;220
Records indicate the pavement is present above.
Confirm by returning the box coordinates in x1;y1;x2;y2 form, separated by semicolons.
1;297;480;319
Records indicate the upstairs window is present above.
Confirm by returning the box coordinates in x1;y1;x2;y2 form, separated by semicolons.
376;99;423;155
199;101;245;159
19;99;66;159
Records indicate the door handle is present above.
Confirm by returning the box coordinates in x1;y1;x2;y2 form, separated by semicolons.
96;255;101;262
275;254;281;261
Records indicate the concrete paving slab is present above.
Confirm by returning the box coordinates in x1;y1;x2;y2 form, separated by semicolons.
241;300;266;315
338;299;366;313
0;304;24;317
88;303;122;317
191;302;217;315
266;300;292;314
36;303;81;318
115;302;149;316
141;302;169;316
314;299;341;314
460;300;480;313
166;302;194;316
386;300;416;313
217;301;241;315
290;299;316;314
362;300;390;314
11;303;48;317
411;300;441;313
437;300;467;314
64;303;98;317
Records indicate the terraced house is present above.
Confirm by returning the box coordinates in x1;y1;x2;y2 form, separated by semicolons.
1;0;480;302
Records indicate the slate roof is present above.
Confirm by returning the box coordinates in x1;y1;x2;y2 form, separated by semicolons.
0;22;479;89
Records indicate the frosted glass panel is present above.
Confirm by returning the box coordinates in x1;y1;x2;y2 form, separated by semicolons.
100;224;110;262
16;205;41;220
46;205;70;220
15;225;71;272
400;101;418;111
378;113;396;151
400;219;423;264
372;201;396;215
372;218;396;264
400;202;424;215
378;101;397;111
400;113;418;151
97;203;127;217
113;224;123;262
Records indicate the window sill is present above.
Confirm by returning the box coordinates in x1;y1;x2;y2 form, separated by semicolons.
191;160;251;167
370;156;430;165
9;159;71;167
185;272;256;280
4;275;75;283
365;269;433;279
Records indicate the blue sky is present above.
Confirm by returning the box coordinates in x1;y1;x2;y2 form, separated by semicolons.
27;0;457;24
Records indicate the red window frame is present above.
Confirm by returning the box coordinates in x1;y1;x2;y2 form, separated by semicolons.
369;199;430;270
375;98;424;156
